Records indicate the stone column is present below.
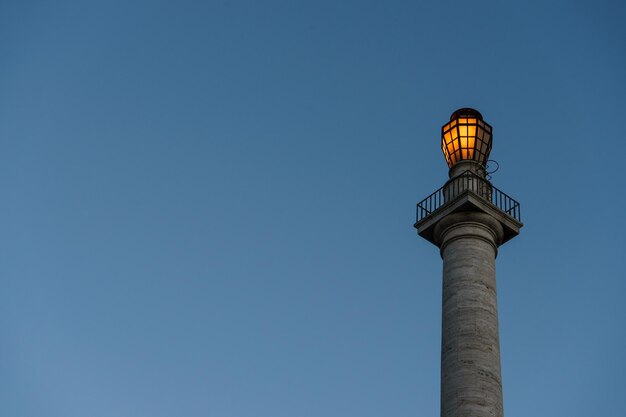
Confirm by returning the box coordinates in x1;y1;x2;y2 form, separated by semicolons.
434;212;505;417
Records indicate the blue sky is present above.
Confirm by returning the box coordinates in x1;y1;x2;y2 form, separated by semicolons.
1;1;625;416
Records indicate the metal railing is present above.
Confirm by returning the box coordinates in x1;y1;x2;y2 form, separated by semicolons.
416;170;521;223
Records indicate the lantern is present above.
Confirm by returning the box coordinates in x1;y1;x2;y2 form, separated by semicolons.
441;108;492;168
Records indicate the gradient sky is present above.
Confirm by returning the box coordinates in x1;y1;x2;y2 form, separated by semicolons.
1;1;625;416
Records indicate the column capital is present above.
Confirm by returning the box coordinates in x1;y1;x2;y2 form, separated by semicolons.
434;212;504;258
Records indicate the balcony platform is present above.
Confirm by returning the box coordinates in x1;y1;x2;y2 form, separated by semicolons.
414;171;523;246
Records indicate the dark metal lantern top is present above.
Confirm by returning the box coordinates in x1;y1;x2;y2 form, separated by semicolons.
442;108;492;168
450;108;483;121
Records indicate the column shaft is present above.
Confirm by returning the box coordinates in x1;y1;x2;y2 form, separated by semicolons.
436;213;504;417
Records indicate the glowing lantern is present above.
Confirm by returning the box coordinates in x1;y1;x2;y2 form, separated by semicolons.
441;108;492;168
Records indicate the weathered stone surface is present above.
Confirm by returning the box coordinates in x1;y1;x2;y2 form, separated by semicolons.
435;212;504;417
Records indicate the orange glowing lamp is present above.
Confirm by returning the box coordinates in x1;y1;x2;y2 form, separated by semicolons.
441;108;493;168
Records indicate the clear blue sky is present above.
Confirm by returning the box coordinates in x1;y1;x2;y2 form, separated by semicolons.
1;1;625;416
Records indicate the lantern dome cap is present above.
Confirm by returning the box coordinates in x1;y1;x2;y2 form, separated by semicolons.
450;108;483;121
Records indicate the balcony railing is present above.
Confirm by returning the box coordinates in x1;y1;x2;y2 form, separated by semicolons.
416;170;521;223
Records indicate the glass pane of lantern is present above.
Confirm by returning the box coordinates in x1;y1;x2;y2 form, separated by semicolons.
468;136;475;151
480;140;488;154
